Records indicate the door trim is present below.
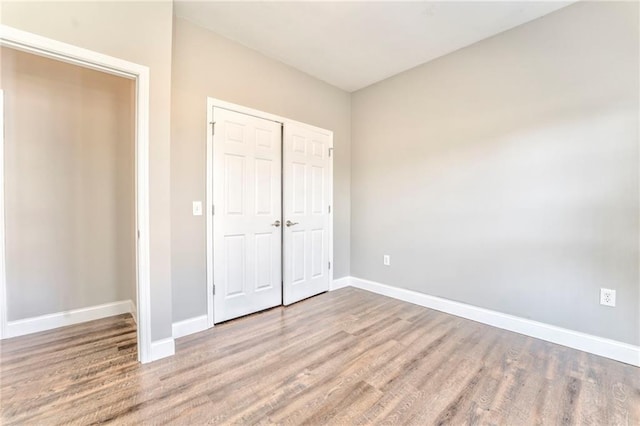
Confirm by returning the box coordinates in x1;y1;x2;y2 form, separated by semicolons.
206;97;334;328
0;25;154;364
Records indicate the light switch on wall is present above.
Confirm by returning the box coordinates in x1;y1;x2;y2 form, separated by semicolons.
192;201;203;216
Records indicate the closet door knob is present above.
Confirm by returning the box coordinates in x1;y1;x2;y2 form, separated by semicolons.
272;220;281;227
286;220;299;227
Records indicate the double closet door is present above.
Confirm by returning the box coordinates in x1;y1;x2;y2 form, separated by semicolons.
212;107;331;323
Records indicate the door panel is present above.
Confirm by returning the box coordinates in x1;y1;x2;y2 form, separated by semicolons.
255;159;274;215
213;107;282;323
292;230;306;284
225;155;245;215
292;162;306;214
311;166;324;213
283;124;331;305
311;229;324;278
224;235;245;297
255;232;273;291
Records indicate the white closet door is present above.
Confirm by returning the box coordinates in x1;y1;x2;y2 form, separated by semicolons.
283;123;331;305
213;107;282;323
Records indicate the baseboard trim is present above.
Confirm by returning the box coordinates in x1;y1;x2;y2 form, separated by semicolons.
172;315;208;339
331;276;352;291
150;337;175;361
345;276;640;367
4;299;135;339
129;300;137;324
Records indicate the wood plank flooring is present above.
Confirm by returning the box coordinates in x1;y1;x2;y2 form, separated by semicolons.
1;287;639;425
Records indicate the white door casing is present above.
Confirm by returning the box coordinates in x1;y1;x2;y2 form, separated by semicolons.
283;123;332;305
212;107;283;323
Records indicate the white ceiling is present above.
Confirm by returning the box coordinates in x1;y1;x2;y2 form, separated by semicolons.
174;1;574;92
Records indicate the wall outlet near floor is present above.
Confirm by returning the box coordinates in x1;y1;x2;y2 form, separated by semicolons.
383;255;390;266
600;288;616;307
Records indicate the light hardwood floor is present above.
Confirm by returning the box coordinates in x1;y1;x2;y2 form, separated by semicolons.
1;287;638;425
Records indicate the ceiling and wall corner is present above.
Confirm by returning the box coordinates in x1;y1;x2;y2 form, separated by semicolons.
174;1;575;92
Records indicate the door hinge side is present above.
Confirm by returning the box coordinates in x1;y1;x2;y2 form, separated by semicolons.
328;261;331;270
328;147;333;157
328;205;331;214
210;121;216;136
213;284;216;295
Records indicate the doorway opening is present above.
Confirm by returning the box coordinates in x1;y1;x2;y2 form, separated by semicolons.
0;26;153;363
0;45;137;354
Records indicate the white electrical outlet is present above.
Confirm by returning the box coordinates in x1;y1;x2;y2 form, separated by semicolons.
192;201;203;216
600;288;616;307
383;255;390;266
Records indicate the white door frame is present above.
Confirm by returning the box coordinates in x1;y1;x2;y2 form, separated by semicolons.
206;97;334;328
0;25;153;364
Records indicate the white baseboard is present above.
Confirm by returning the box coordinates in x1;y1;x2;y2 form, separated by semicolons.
344;277;639;367
150;337;175;361
4;299;135;339
129;300;137;324
331;276;352;291
172;314;208;339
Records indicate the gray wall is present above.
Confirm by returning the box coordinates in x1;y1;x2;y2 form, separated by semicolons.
351;1;639;345
1;48;136;320
2;1;175;340
171;17;351;322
